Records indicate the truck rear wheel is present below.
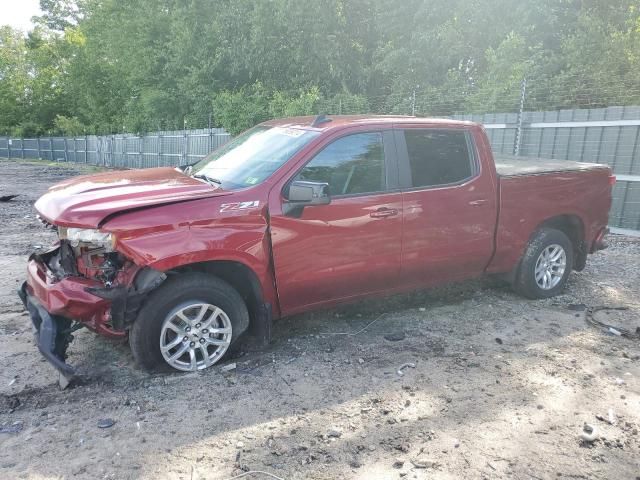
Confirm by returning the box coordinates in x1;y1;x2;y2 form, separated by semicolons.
513;227;574;299
129;272;249;372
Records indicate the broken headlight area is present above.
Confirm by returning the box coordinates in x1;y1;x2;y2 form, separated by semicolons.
58;227;115;250
76;247;127;286
38;238;131;287
51;227;129;286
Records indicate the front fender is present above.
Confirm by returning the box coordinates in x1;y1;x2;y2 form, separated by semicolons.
113;217;278;312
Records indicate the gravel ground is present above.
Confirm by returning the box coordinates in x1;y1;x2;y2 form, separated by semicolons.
0;159;639;480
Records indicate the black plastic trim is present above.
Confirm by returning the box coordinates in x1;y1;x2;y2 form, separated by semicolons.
249;302;273;346
18;282;75;381
85;267;166;330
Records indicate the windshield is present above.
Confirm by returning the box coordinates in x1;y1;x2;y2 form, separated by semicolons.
191;126;320;189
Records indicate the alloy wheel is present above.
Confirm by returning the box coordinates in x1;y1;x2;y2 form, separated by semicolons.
159;302;232;371
534;244;567;290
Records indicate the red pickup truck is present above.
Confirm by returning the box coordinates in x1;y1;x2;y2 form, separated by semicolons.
19;115;614;381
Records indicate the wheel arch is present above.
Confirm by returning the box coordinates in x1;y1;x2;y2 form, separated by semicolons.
504;213;586;285
537;214;587;271
171;259;262;311
169;259;272;341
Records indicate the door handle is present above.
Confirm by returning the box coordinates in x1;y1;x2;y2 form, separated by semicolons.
468;199;488;206
370;207;399;218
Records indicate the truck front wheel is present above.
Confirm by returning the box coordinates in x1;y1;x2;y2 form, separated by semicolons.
513;227;574;299
129;272;249;372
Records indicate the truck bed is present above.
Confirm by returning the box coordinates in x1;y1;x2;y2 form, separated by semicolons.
487;153;612;275
494;154;610;177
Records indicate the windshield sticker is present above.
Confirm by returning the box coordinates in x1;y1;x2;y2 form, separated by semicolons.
245;177;259;185
274;127;305;138
220;201;260;212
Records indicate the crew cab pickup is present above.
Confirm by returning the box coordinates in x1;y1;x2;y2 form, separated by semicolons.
19;115;614;381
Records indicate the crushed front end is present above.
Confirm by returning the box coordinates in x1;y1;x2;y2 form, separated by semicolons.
18;225;165;385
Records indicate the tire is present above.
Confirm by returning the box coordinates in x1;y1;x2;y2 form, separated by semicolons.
513;227;574;299
129;272;249;372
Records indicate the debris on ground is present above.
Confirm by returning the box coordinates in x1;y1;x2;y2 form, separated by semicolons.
567;303;587;311
411;458;438;469
321;314;386;336
384;332;406;342
0;194;18;202
585;306;640;339
396;363;416;376
222;470;286;480
0;421;23;434
580;424;599;443
97;418;115;429
608;408;616;425
220;362;237;373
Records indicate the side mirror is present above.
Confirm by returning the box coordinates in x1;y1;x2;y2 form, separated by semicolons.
284;180;330;216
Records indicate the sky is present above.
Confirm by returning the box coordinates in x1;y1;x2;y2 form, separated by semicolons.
1;0;42;31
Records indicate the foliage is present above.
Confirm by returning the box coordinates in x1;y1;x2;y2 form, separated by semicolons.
53;115;86;135
0;0;639;135
0;26;29;134
317;93;371;115
212;83;270;135
268;88;321;119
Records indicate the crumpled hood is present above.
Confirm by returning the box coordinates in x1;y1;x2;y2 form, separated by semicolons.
35;167;232;228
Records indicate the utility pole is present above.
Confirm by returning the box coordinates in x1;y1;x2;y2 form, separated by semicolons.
411;88;416;116
514;77;527;156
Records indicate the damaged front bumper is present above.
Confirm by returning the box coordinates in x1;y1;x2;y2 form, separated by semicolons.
18;246;166;386
18;282;76;385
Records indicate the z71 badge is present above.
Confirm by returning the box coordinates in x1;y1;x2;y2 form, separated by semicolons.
219;201;260;212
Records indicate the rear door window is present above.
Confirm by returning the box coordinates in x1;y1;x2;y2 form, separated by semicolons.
404;130;474;188
295;132;386;196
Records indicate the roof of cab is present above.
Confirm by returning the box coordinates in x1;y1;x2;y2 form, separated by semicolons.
261;115;477;131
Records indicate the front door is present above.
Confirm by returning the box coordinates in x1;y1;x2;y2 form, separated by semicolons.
269;130;402;315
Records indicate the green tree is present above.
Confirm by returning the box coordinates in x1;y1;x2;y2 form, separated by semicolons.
1;0;639;134
0;27;29;134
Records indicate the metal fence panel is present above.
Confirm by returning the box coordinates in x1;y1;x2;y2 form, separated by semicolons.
0;128;233;170
2;109;639;233
612;181;640;231
453;106;640;234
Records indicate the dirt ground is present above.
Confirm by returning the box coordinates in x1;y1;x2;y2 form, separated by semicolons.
0;159;639;480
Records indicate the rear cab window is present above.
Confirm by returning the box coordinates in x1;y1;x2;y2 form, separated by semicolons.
402;129;476;188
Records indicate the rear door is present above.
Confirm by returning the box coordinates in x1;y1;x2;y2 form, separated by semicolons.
269;129;402;315
396;127;497;287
